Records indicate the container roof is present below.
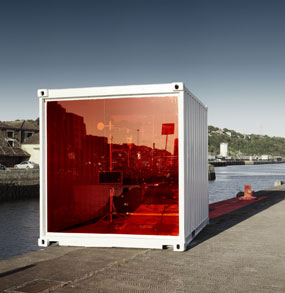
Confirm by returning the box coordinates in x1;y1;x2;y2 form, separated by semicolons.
38;82;185;99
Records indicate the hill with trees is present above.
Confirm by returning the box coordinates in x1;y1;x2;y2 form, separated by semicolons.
208;126;285;157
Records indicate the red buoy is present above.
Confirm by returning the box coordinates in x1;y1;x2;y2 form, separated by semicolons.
239;185;257;201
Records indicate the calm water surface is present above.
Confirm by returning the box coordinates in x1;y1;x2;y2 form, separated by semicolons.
0;198;39;260
209;163;285;203
1;164;284;259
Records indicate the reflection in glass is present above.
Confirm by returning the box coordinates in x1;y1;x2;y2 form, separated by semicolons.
47;97;179;235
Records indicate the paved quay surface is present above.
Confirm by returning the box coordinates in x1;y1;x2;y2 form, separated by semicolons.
0;186;285;292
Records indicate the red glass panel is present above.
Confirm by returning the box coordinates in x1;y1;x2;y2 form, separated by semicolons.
47;97;179;235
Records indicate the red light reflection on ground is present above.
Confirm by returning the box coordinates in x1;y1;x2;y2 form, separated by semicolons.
209;196;267;219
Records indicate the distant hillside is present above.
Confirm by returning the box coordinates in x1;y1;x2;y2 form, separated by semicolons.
208;126;285;157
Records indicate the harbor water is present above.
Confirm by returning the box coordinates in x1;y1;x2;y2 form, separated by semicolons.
0;164;284;260
209;163;285;203
0;199;39;260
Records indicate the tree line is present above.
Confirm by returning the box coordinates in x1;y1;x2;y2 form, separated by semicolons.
208;126;285;157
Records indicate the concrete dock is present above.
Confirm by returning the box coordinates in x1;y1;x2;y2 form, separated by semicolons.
0;186;284;292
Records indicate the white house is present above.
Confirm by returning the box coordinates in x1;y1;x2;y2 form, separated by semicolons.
21;133;40;164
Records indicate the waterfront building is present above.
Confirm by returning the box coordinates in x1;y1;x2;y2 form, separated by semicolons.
220;142;228;157
0;120;39;166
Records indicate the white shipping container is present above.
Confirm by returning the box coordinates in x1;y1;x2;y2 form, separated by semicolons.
38;82;208;251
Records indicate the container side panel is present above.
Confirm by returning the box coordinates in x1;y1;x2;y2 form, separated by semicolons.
46;96;179;236
184;92;208;238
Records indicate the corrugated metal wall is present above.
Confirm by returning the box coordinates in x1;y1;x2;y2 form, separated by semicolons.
184;90;208;239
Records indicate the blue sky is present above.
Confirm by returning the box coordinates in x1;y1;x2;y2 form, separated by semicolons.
0;0;284;137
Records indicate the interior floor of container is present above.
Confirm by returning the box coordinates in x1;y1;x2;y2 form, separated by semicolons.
61;204;178;235
59;185;179;236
